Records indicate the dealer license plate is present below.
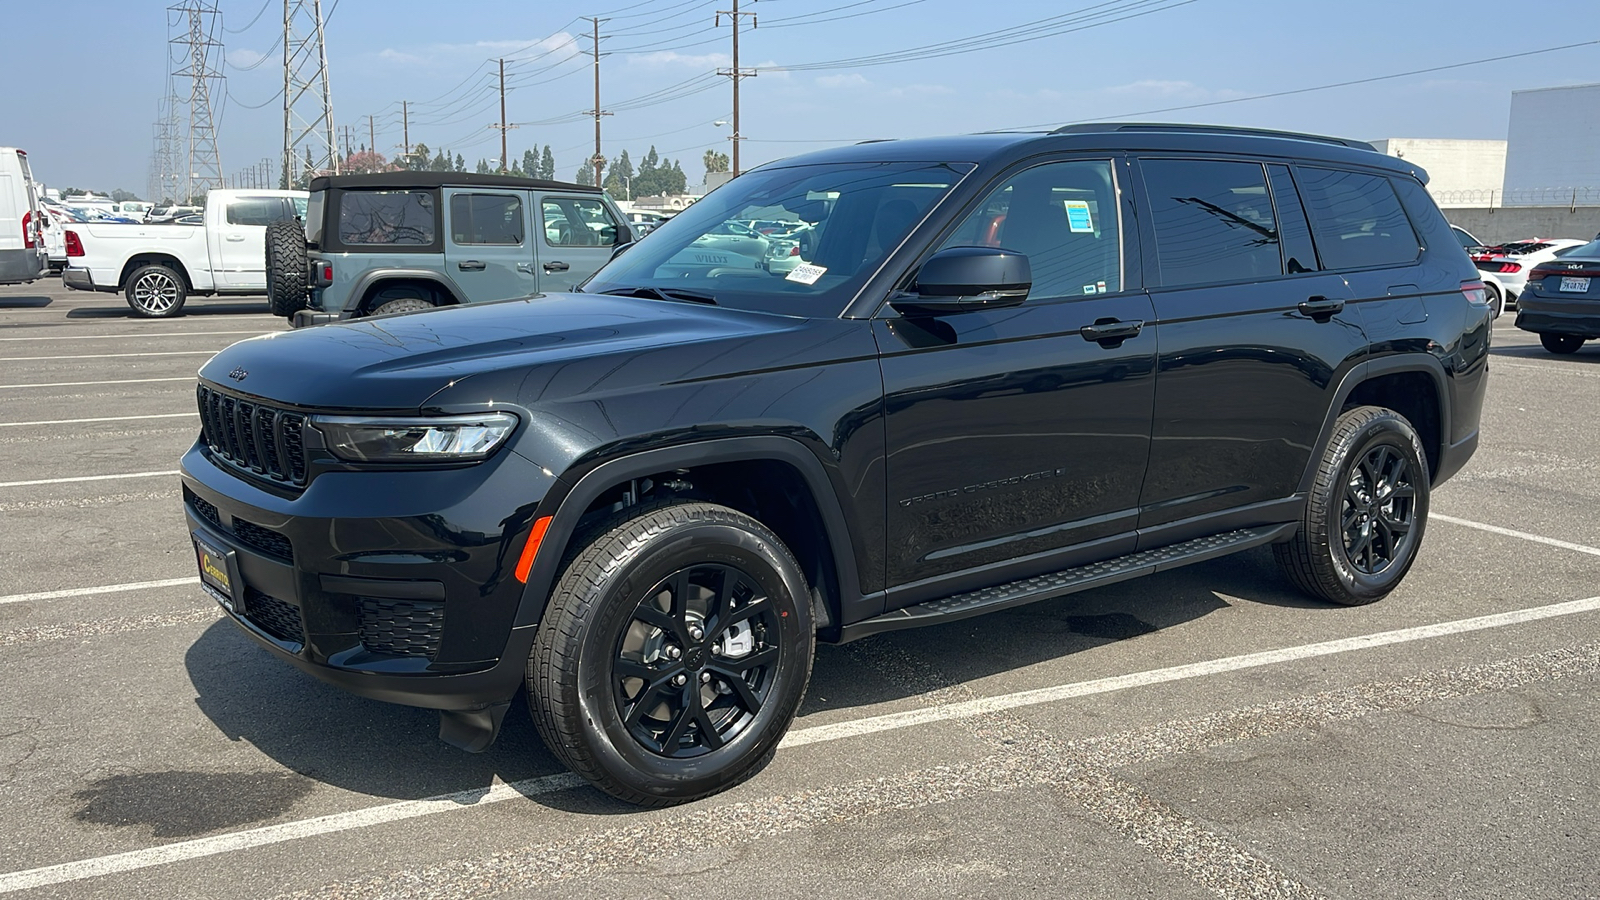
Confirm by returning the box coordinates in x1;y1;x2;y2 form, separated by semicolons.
193;534;235;611
1559;277;1591;293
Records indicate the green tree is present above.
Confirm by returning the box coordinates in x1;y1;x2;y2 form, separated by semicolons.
703;149;729;180
400;142;431;171
429;149;449;172
664;161;688;195
475;158;492;174
110;188;140;202
603;149;634;198
540;146;555;180
522;148;538;179
455;153;466;172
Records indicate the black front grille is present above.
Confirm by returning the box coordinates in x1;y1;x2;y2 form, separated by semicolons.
358;598;445;660
233;519;293;561
197;384;309;487
245;588;305;644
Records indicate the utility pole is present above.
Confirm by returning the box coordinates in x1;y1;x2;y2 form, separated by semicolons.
366;114;376;156
716;0;756;176
401;100;409;159
583;18;612;188
488;59;519;173
282;0;338;187
171;0;225;203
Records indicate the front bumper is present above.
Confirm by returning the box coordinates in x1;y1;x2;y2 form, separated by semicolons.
179;440;557;712
1515;295;1600;339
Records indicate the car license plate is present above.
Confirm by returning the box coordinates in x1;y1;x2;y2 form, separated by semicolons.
1559;277;1591;293
193;534;235;611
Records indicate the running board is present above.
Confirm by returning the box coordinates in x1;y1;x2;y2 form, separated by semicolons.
840;523;1297;642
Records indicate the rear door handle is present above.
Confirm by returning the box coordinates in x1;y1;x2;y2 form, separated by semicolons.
457;260;487;271
543;261;570;273
1079;318;1143;346
1298;296;1345;321
225;234;245;242
515;262;534;274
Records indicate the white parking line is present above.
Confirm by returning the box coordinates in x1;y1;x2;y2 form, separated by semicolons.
0;351;216;362
0;577;197;606
1495;360;1600;378
1433;513;1600;557
0;412;197;428
1;592;1596;894
0;470;179;489
0;330;266;341
0;377;193;389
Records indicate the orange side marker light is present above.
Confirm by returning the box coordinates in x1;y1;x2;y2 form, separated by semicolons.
514;516;553;583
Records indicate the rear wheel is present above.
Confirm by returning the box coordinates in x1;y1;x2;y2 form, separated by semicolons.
1274;405;1428;606
1484;282;1503;318
264;221;308;318
528;502;814;806
370;296;435;317
124;264;186;318
1540;333;1586;355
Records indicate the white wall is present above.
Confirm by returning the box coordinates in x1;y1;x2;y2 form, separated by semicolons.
1504;83;1600;202
1369;138;1506;208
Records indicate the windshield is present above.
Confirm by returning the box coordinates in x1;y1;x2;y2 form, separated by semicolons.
585;161;974;315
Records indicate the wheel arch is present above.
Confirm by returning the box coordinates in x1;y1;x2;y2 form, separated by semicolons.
1300;355;1450;493
347;269;467;314
119;254;193;291
514;436;863;641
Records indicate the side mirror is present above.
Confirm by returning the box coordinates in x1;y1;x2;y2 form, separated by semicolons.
890;246;1032;316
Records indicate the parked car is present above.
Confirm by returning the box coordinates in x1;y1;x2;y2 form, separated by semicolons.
182;123;1487;805
624;210;666;236
61;189;308;316
0;147;47;284
1514;236;1600;354
1450;224;1488;257
1480;268;1506;318
1474;238;1589;305
271;172;632;325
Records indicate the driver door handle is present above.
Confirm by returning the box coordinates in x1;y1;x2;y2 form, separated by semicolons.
1298;296;1345;321
457;260;487;271
225;234;245;242
1080;319;1144;346
543;261;570;273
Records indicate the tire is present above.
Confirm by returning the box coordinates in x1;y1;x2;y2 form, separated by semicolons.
1274;405;1429;606
370;296;435;316
124;264;187;318
528;501;815;806
264;221;308;318
1485;282;1502;319
1540;333;1585;355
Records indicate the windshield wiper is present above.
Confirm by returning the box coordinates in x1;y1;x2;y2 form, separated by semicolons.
598;286;717;305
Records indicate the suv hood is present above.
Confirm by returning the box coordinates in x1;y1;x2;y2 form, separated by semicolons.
198;293;781;411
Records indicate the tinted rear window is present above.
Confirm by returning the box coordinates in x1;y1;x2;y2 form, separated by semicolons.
338;190;436;246
226;198;292;227
1296;167;1419;270
1143;158;1283;287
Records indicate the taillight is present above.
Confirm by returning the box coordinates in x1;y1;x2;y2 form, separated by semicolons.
22;211;33;249
1496;262;1522;274
789;245;800;257
315;261;333;286
64;230;84;257
1530;264;1600;285
1460;279;1487;305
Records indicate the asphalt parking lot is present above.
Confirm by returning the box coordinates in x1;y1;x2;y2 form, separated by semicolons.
0;281;1596;900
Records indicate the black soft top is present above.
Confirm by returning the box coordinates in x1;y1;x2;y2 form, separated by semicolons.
307;171;603;193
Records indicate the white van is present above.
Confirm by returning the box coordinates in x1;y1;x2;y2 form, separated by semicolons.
0;148;48;284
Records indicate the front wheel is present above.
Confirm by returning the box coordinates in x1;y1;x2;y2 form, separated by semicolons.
1540;333;1586;355
1274;405;1429;606
124;264;187;317
528;502;815;806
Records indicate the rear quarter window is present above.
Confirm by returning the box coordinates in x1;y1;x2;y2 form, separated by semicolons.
226;197;294;227
1296;167;1420;270
337;190;436;246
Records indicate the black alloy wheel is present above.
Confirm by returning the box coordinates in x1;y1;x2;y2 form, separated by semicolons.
1275;405;1429;606
528;501;814;806
1338;443;1417;576
612;563;781;757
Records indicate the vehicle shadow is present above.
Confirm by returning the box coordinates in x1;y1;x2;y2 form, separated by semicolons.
67;302;272;318
184;546;1321;815
0;295;52;308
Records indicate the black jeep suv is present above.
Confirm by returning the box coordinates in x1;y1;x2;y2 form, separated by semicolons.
182;124;1489;805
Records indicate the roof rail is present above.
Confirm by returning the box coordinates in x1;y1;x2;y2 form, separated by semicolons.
1050;122;1376;152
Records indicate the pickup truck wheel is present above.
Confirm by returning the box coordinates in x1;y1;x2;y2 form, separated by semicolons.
1274;405;1428;606
125;265;187;318
528;502;814;806
370;296;435;317
265;221;308;317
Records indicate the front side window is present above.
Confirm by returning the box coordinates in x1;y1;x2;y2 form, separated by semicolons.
542;197;619;247
1295;167;1419;270
226;197;292;227
584;161;973;316
934;159;1121;298
451;193;524;245
1143;158;1282;288
337;190;436;246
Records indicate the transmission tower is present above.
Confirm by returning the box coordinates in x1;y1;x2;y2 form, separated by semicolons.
149;85;183;203
171;1;225;203
282;0;338;187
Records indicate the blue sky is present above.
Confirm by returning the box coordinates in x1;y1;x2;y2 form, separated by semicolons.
6;0;1599;195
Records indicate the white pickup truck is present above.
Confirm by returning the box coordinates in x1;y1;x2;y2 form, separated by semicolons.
62;189;307;317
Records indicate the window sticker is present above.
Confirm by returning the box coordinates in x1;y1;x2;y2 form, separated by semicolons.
1064;200;1094;234
1096;280;1107;293
785;263;828;285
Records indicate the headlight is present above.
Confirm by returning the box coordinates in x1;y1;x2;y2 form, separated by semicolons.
312;412;518;463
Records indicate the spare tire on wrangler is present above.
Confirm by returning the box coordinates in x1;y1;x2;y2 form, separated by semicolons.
265;220;309;317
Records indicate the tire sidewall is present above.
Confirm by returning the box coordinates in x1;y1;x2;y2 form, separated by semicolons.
125;265;186;318
569;519;813;799
1323;413;1429;600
